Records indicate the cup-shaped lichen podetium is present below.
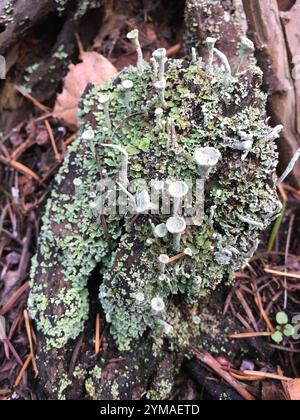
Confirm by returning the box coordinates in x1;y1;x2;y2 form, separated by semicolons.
233;36;255;76
152;48;167;82
166;216;187;252
168;181;189;216
194;147;221;179
127;29;144;70
206;37;217;69
122;80;134;109
158;254;170;274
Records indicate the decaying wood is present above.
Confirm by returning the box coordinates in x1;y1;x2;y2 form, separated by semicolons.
184;0;247;64
243;0;300;187
0;0;57;54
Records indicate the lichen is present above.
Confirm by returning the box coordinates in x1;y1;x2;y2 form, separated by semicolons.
57;374;72;400
53;45;69;61
0;0;14;25
184;0;247;61
54;0;102;19
29;30;280;357
23;63;40;83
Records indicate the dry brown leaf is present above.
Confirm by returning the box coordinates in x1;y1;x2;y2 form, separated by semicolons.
286;379;300;400
53;46;117;126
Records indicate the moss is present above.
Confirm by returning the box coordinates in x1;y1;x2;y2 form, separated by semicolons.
30;32;280;357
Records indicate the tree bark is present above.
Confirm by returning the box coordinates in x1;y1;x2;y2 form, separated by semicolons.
242;0;300;187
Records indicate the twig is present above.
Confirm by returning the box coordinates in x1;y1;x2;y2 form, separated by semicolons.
252;277;275;333
242;370;293;382
193;351;256;400
166;43;181;57
64;134;77;146
264;268;300;280
95;313;100;355
15;86;51;112
11;138;34;160
45;120;61;162
229;332;272;339
0;155;41;182
0;282;29;316
269;344;300;353
14;354;32;387
23;309;38;377
235;288;258;331
282;183;300;198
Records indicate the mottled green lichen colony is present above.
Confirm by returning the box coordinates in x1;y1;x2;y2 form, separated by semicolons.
29;30;282;353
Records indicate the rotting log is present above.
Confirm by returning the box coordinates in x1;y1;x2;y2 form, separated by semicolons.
243;0;300;187
2;0;288;400
0;0;57;54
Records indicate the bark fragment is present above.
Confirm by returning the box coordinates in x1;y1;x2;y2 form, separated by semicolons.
243;0;300;186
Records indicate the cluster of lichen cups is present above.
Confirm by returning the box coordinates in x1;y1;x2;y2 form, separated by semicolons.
96;31;236;336
29;28;285;354
89;31;276;339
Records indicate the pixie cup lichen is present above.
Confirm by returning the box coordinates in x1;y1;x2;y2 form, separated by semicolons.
29;30;283;355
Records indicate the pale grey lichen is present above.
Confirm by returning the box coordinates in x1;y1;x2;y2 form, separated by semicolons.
29;30;281;355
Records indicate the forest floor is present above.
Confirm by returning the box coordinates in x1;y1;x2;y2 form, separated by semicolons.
0;0;300;400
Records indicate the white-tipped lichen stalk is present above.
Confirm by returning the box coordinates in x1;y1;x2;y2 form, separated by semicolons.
168;181;189;215
168;119;179;152
152;48;167;82
82;128;95;141
166;216;187;252
191;47;197;64
135;292;145;304
101;143;129;186
206;37;217;70
213;48;232;85
276;147;300;185
127;29;144;70
150;57;158;78
194;147;221;179
99;94;111;130
158;254;170;273
232;37;255;76
209;205;217;227
154;107;164;131
154;80;167;109
183;248;193;257
73;178;83;193
82;128;96;154
192;315;201;325
152;222;168;238
262;125;283;142
151;296;165;314
122;80;134;109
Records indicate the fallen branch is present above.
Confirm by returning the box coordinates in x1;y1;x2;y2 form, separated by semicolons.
193;351;256;401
